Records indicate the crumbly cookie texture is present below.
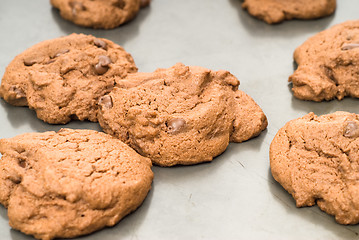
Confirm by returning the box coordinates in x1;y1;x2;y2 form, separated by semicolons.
98;63;268;167
242;0;336;24
0;33;137;124
51;0;150;29
0;129;153;240
290;20;359;101
270;112;359;224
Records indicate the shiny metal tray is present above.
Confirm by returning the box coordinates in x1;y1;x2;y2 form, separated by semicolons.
0;0;358;239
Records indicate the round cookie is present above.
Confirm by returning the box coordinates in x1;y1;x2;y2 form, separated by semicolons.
50;0;150;29
290;20;359;101
270;112;359;224
98;63;268;167
242;0;336;24
0;33;137;124
0;129;153;240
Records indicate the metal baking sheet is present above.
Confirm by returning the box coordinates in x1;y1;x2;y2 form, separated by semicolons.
1;0;359;239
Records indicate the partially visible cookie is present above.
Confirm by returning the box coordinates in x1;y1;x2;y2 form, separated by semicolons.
270;112;359;224
242;0;336;24
0;129;153;240
51;0;151;29
0;33;137;124
290;20;359;101
98;63;268;167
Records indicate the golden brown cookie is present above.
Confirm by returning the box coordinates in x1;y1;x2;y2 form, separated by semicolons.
0;33;137;124
270;112;359;224
290;20;359;101
0;129;153;240
98;63;268;167
242;0;336;24
50;0;150;29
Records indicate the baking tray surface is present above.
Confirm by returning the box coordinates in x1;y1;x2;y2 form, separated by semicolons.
0;0;359;239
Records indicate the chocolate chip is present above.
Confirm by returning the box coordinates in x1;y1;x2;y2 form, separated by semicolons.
9;86;26;98
95;55;112;75
45;59;56;64
18;160;26;168
24;58;37;66
70;1;86;15
140;0;151;8
341;43;359;50
344;121;359;138
99;95;113;109
54;49;70;58
113;0;125;9
167;118;186;134
94;39;108;50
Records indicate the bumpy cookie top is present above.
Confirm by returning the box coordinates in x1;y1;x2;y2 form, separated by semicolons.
242;0;336;24
0;33;137;124
0;129;153;240
270;112;359;224
50;0;149;29
290;20;359;101
98;63;267;167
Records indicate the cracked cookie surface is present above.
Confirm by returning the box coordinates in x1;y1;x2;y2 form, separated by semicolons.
98;63;267;167
270;112;359;224
0;129;153;240
0;33;137;124
242;0;336;24
51;0;150;29
290;20;359;101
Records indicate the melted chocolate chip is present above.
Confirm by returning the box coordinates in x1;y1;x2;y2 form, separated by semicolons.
341;43;359;50
95;55;112;75
94;39;108;50
54;49;70;58
70;1;86;15
24;58;37;66
99;95;113;109
167;118;186;134
344;121;359;138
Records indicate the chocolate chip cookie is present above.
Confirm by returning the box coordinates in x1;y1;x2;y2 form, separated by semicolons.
0;33;137;124
242;0;336;24
290;20;359;101
98;63;268;167
51;0;151;29
270;112;359;224
0;128;153;240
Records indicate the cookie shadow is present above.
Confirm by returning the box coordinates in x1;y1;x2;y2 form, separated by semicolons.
50;5;152;45
152;128;268;185
228;0;335;38
0;205;7;221
0;99;102;134
267;169;359;239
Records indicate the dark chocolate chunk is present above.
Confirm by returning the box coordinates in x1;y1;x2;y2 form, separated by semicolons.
70;1;86;16
99;95;113;109
95;55;112;75
24;58;37;66
344;121;359;138
113;0;125;9
341;43;359;50
54;49;70;58
94;39;108;50
167;118;186;134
